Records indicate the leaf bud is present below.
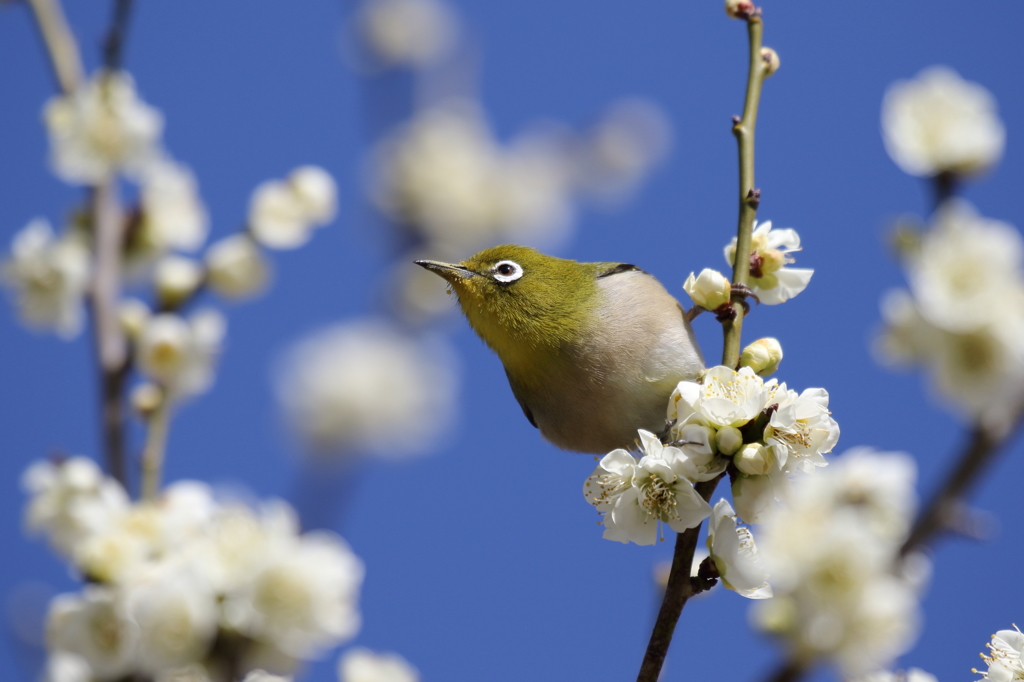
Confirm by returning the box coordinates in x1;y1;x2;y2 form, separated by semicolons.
734;443;773;476
740;337;784;377
761;47;781;77
683;268;732;310
716;426;744;456
725;0;756;19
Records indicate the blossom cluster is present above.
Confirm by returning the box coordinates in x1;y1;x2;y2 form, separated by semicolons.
752;449;925;677
25;457;364;682
876;200;1024;433
975;625;1024;681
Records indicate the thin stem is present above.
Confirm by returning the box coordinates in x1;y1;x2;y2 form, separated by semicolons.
636;16;770;682
102;0;134;71
140;398;172;501
761;658;807;682
25;0;83;94
723;15;767;369
900;420;1017;557
636;477;722;682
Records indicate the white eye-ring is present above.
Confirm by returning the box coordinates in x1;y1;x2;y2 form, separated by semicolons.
492;260;524;283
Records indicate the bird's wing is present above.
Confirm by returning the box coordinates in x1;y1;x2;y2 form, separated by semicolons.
596;262;647;278
504;368;538;429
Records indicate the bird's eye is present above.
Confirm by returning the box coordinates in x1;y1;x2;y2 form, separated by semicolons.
492;260;524;283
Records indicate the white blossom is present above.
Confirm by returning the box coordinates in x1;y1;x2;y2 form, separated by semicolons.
23;457;130;558
724;220;813;304
752;449;922;676
47;586;138;680
339;648;419;682
882;66;1005;178
241;671;293;682
277;320;457;457
976;626;1024;682
137;309;225;398
205;235;270;300
153;255;203;307
683;268;731;310
138;160;209;252
669;365;769;430
763;385;839;474
706;499;771;599
44;71;163;184
584;430;711;546
1;219;90;338
853;669;938;682
740;337;783;377
249;166;337;249
42;652;94;682
358;0;457;67
222;529;364;659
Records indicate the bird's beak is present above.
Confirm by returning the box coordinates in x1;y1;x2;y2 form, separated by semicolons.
414;260;478;282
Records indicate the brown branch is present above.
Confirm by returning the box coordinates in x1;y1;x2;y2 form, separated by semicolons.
102;0;134;71
761;658;807;682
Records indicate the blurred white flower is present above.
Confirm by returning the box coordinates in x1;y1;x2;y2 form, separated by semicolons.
669;365;769;430
583;430;711;546
48;586;138;680
205;234;270;300
359;0;457;67
44;71;163;184
706;499;771;599
1;219;90;339
249;166;337;249
853;668;938;682
137;309;226;398
138;160;209;252
277;319;457;457
23;457;130;558
875;203;1024;432
976;626;1024;681
371;101;573;250
153;255;203;307
339;648;419;682
127;567;218;676
752;449;922;676
574;99;671;202
724;220;813;305
683;268;731;311
730;470;784;524
223;530;364;659
882;66;1005;178
119;297;152;341
42;652;93;682
241;671;293;682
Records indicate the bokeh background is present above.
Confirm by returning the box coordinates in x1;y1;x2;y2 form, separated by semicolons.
2;1;1022;680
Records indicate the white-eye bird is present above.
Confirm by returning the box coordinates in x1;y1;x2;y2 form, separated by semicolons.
416;245;704;453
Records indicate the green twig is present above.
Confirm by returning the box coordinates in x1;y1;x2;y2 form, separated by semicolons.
636;19;771;682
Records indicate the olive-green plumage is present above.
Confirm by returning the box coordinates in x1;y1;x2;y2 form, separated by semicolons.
416;245;704;453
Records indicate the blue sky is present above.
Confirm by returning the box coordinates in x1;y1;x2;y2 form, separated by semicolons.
2;1;1022;680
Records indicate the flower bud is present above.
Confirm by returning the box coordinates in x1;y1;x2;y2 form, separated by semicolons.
734;443;772;476
206;234;270;300
153;255;203;307
716;426;743;456
131;382;164;417
289;166;338;226
672;423;717;467
138;314;191;384
683;269;732;310
118;297;151;340
761;47;780;77
725;0;756;19
740;337;784;377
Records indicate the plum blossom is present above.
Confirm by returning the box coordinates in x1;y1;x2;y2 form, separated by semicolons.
763;385;839;474
47;586;138;680
138;160;209;252
277;319;457;457
358;0;458;68
882;66;1005;178
583;430;712;545
205;235;270;300
740;337;783;377
668;365;769;431
752;449;923;676
137;309;226;398
1;219;90;338
725;220;813;304
249;166;337;249
44;71;163;184
683;268;731;311
706;499;771;599
339;648;419;682
975;626;1024;681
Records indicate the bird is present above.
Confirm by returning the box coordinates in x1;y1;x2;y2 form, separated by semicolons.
415;244;704;454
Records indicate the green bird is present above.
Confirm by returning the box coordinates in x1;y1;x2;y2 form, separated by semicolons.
416;245;704;454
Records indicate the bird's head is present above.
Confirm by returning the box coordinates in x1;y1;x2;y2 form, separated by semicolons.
416;245;599;360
